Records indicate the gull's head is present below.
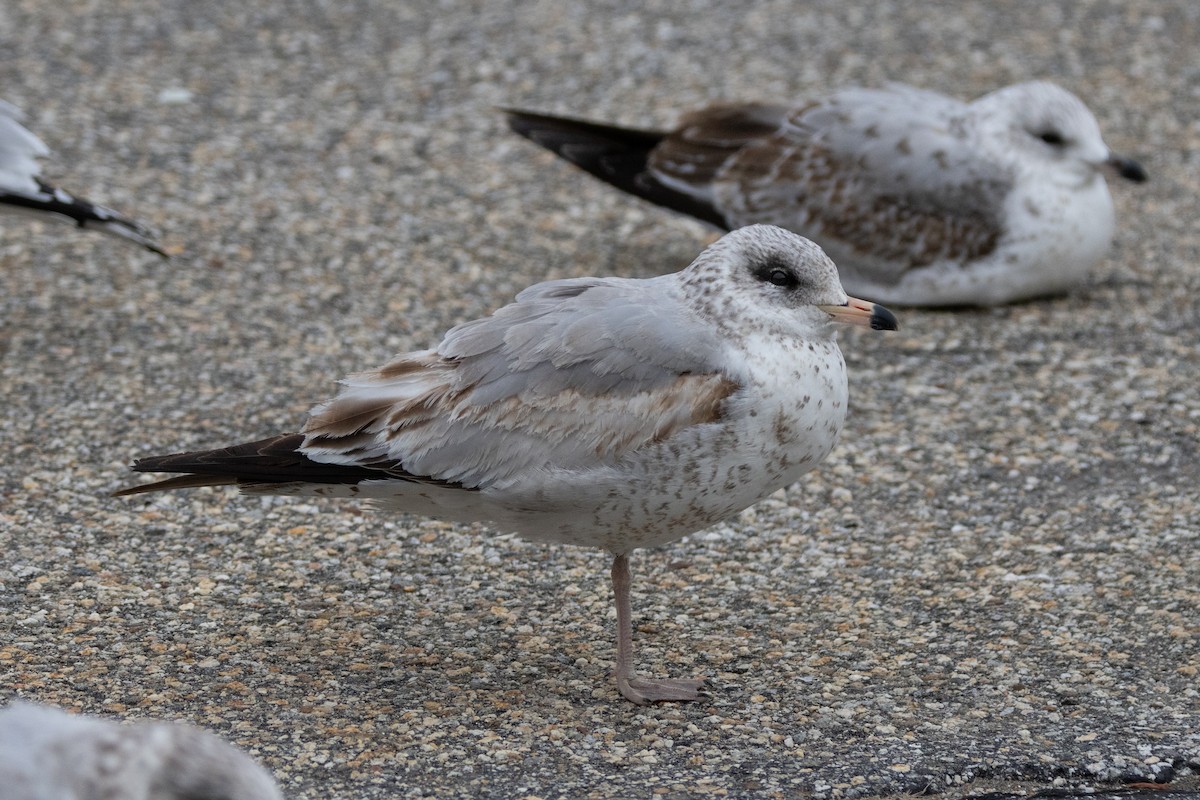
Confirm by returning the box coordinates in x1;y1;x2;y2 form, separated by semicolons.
973;81;1147;185
681;225;898;338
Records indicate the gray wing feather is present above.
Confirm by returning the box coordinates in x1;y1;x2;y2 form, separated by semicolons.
790;85;1000;201
445;275;719;392
302;275;736;488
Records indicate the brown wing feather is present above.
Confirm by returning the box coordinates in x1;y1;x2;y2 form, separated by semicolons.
648;103;791;197
301;356;742;488
716;136;1004;279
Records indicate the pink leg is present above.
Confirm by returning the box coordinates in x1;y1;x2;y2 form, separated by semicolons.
611;552;707;704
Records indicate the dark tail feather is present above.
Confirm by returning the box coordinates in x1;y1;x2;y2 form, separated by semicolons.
114;433;385;496
2;178;168;258
503;108;728;228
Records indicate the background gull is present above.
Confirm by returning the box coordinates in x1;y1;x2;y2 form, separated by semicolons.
117;225;898;705
0;99;166;257
0;702;281;800
507;80;1146;307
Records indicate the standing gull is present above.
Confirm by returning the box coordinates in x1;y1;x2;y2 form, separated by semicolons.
117;225;898;704
0;702;281;800
0;99;166;256
506;80;1146;307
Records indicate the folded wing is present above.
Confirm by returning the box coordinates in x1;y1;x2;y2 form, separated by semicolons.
302;275;739;489
705;86;1011;280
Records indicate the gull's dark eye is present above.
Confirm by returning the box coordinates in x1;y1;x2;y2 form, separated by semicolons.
1037;130;1066;146
754;259;800;289
768;268;796;287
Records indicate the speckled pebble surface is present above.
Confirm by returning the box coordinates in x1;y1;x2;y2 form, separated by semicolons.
1;2;1198;798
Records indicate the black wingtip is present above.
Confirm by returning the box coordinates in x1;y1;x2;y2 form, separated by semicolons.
502;107;731;230
113;433;414;497
144;241;170;259
112;473;233;496
5;179;169;257
502;108;667;151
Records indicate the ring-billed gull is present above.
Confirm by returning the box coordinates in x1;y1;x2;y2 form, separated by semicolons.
117;225;898;704
0;99;166;257
0;702;280;800
506;81;1146;307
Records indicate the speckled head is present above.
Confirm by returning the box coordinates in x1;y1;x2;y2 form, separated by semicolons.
680;224;898;337
972;80;1146;185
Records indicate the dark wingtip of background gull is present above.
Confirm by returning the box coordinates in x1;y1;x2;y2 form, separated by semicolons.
502;106;732;229
0;98;169;258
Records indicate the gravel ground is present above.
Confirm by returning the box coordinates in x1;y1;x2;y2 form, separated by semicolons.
1;1;1198;798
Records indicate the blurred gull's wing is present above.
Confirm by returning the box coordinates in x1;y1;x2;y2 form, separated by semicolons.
0;98;167;257
0;100;50;195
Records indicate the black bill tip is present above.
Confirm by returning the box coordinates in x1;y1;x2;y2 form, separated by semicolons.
1109;154;1148;183
870;304;899;331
